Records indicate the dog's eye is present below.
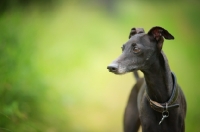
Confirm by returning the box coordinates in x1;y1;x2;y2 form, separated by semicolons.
133;47;140;53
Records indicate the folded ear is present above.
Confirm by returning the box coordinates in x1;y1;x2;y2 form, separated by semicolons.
148;26;174;51
129;28;145;39
148;26;174;40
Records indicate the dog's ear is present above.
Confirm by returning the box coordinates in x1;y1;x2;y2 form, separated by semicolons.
148;26;174;51
148;26;174;40
129;28;145;39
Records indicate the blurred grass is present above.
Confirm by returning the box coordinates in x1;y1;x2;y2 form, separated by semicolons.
0;0;200;132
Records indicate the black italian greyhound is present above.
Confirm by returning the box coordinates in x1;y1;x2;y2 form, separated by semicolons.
107;27;186;132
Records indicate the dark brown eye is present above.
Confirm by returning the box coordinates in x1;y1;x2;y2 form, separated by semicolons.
133;47;140;53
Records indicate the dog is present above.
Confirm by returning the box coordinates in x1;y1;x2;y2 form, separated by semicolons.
107;27;186;132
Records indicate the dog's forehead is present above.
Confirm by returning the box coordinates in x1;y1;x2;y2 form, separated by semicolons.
127;33;150;45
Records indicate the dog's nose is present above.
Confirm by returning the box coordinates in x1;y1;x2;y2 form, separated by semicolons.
107;63;118;72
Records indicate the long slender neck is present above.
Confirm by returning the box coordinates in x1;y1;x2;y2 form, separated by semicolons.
142;51;173;103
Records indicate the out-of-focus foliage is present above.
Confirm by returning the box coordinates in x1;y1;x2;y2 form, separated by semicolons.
0;0;57;13
0;4;70;132
0;0;200;132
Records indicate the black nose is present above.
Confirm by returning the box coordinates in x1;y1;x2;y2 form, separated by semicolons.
107;63;118;72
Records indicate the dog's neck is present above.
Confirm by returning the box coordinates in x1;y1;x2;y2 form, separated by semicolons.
142;51;173;103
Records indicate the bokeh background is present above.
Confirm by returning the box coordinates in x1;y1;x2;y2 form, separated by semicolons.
0;0;200;132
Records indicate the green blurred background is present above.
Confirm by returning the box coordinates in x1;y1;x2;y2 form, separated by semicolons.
0;0;200;132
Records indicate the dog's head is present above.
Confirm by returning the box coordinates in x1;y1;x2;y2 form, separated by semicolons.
107;26;174;74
